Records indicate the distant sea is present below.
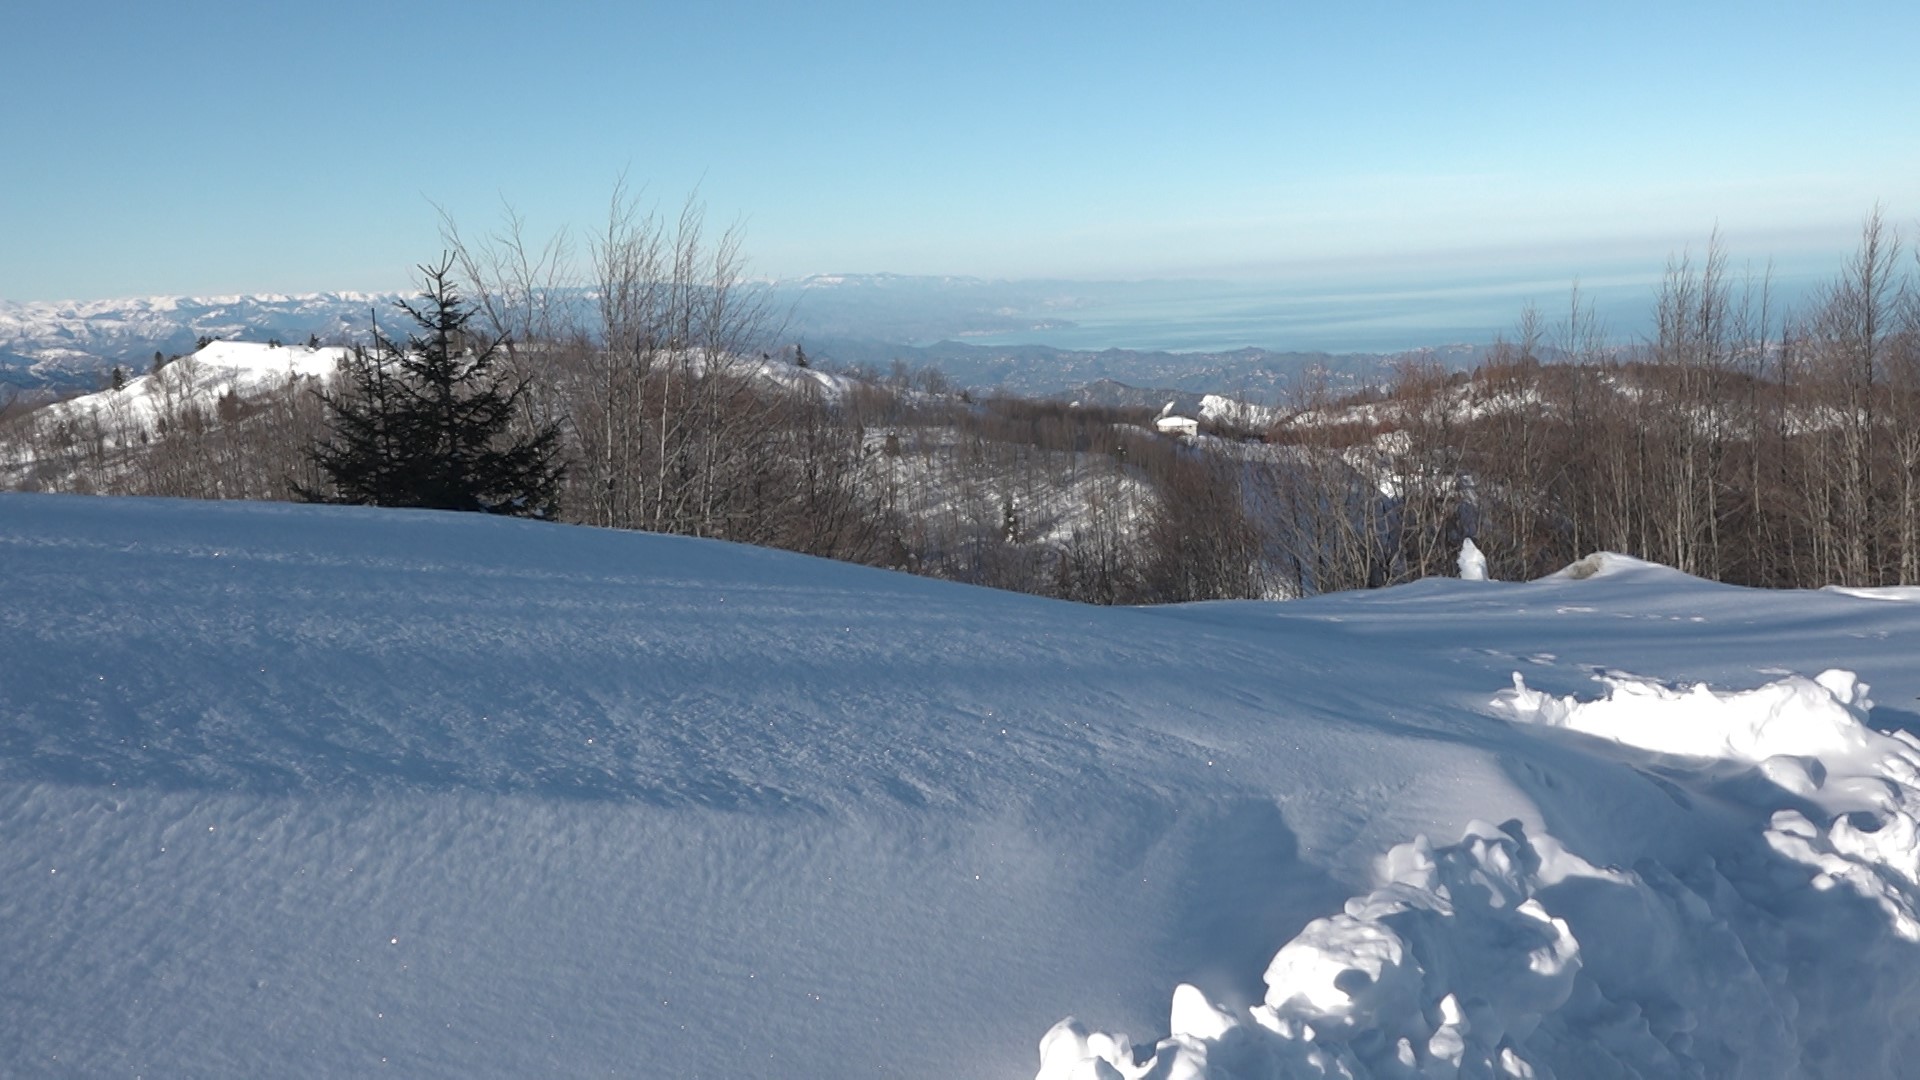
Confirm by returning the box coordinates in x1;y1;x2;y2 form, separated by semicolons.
954;266;1830;355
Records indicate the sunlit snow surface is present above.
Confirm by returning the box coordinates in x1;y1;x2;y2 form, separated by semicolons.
34;340;343;435
5;497;1920;1077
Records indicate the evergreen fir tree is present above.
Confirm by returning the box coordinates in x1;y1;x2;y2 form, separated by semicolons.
301;258;566;518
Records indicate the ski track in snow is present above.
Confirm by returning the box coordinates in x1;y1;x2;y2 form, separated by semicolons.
5;497;1920;1077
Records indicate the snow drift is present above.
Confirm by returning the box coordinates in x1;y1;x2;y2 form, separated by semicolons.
5;495;1920;1078
1042;665;1920;1077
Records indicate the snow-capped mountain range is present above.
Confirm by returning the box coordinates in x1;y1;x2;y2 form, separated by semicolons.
1;280;1493;402
0;293;387;392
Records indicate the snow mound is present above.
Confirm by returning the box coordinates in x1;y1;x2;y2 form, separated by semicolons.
1456;538;1487;581
1039;669;1920;1078
1498;668;1920;940
1826;584;1920;602
1541;551;1664;581
1198;394;1277;431
1496;668;1876;763
1036;819;1728;1079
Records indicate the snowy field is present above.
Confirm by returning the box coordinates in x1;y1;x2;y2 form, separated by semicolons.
5;494;1920;1077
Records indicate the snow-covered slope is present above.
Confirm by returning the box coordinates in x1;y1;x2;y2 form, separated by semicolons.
0;294;380;390
4;497;1920;1077
1198;393;1278;432
31;340;342;434
30;338;846;434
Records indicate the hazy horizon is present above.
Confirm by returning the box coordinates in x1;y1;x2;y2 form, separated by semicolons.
2;254;1839;359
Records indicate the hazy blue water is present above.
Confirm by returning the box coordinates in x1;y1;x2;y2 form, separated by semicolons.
958;268;1828;354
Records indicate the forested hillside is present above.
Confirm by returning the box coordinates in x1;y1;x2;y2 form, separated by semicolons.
4;209;1915;599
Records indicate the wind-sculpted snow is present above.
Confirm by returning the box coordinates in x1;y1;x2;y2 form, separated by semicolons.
7;499;1920;1078
1038;669;1920;1078
1038;822;1595;1079
1502;668;1920;942
1499;667;1878;764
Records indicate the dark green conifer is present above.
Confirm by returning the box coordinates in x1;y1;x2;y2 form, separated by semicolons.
302;257;565;518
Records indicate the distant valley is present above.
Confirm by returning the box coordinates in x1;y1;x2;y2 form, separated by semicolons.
801;337;1491;406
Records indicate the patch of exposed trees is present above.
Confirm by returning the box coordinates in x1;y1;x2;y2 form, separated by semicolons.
1274;209;1920;592
425;187;1277;602
0;348;332;502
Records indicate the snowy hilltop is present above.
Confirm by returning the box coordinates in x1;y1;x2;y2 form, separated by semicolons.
5;497;1920;1077
0;293;383;391
30;340;344;434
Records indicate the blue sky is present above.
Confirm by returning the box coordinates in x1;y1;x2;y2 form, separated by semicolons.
4;0;1915;300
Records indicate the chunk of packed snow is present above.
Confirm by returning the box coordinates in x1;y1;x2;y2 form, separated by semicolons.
1457;538;1487;580
1495;668;1876;763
